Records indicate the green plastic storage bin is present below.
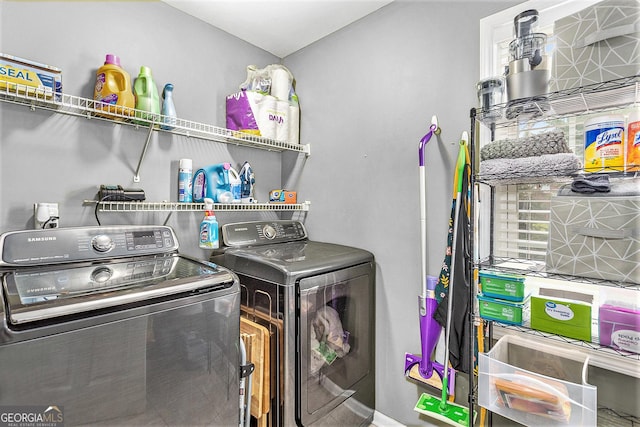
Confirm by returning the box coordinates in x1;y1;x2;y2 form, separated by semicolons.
478;294;529;325
479;270;526;302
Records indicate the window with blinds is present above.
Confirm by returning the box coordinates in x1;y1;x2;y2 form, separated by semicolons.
492;182;564;262
484;20;564;264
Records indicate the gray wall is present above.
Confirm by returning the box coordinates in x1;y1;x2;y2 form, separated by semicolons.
0;0;285;257
284;1;518;425
1;1;520;426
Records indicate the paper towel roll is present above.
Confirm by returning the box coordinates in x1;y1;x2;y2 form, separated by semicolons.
276;100;290;142
271;68;291;101
252;93;277;140
288;103;300;144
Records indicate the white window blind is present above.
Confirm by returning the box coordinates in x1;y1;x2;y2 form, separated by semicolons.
478;1;593;264
492;182;564;262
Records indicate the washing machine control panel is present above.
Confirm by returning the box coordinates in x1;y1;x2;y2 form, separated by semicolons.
0;226;178;266
222;220;307;247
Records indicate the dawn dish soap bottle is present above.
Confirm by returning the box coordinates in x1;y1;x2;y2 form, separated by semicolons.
161;83;177;130
199;198;219;249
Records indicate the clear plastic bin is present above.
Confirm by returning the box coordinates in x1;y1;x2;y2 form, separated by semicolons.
478;335;597;426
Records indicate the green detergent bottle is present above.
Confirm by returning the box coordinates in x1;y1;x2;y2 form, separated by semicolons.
133;66;160;125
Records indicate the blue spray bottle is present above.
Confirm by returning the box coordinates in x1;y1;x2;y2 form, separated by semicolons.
161;83;177;130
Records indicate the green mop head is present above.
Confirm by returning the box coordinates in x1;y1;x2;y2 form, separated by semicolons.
414;392;473;426
414;377;474;426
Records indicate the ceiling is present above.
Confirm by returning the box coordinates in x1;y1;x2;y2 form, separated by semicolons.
162;0;394;58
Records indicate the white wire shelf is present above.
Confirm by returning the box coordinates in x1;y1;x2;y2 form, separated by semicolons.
477;256;640;291
476;75;640;127
475;168;640;186
85;200;311;212
0;83;310;155
489;322;640;377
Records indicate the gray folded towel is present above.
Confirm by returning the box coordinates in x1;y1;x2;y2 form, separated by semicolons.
479;153;582;184
570;173;610;193
480;130;571;161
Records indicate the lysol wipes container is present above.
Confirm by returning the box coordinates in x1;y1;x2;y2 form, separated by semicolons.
584;115;625;172
627;109;640;172
178;159;192;202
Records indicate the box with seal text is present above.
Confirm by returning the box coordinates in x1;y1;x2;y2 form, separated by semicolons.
0;53;62;98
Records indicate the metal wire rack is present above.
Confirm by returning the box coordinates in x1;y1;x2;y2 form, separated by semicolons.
85;200;311;212
489;321;640;368
0;83;310;155
472;75;640;426
476;74;640;127
477;256;640;291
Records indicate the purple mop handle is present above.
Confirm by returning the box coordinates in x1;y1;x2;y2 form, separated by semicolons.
419;123;438;166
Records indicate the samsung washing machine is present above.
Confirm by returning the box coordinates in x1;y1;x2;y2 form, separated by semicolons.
0;225;240;426
211;220;375;426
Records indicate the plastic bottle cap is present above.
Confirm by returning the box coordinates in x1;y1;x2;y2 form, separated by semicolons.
179;159;192;169
139;66;152;76
163;83;174;99
105;54;120;66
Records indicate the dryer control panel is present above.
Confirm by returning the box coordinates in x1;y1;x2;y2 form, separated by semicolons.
221;220;307;247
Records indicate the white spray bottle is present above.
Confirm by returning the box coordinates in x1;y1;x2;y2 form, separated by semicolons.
228;166;242;203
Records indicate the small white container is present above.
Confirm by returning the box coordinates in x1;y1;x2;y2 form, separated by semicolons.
477;77;504;121
228;166;241;202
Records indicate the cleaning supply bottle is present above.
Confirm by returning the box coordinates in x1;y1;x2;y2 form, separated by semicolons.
228;166;242;202
133;65;160;125
192;162;233;203
178;158;192;203
161;83;177;130
199;198;219;249
93;54;135;117
627;109;640;171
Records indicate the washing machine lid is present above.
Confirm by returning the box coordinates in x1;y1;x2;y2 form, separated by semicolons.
219;240;373;284
2;253;236;325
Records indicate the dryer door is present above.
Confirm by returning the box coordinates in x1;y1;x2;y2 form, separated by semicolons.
296;262;374;426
